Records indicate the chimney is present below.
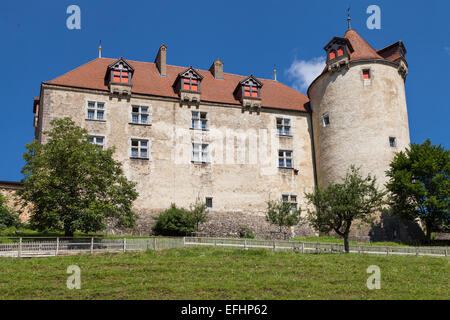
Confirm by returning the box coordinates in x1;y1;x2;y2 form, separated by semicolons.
155;44;167;77
209;59;223;79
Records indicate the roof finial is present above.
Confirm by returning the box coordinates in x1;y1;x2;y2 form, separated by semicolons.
273;66;277;81
98;40;102;58
347;6;352;30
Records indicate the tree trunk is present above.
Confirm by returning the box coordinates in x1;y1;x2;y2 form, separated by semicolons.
344;236;350;253
425;221;432;243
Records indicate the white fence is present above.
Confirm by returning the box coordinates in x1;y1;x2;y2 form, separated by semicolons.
0;236;448;258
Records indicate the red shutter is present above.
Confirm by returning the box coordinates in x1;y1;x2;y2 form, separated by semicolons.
337;47;344;56
363;70;370;79
329;51;336;60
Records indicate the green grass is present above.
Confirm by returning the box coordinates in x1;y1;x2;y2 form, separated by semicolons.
292;236;410;247
0;247;448;300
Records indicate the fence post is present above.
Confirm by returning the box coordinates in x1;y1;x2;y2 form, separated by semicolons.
445;248;447;257
358;246;361;254
154;237;157;250
56;237;59;256
90;237;94;254
386;247;389;256
183;237;186;248
244;239;247;250
18;237;22;258
301;242;304;254
273;241;276;251
416;247;419;256
214;239;217;247
123;237;126;253
315;243;318;254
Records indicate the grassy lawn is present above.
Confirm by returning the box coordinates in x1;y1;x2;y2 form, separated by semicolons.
291;236;412;247
0;247;448;300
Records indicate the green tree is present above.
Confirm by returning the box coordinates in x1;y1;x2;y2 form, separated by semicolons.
386;139;449;242
265;200;301;239
19;118;138;236
189;197;209;232
152;203;196;236
0;194;21;231
305;166;387;253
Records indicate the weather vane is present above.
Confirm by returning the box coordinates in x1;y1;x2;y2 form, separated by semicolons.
347;6;352;30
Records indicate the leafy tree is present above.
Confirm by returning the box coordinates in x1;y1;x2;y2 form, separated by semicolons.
305;166;387;253
152;204;196;236
265;200;301;239
19;118;138;236
189;197;209;232
386;139;449;242
0;194;21;231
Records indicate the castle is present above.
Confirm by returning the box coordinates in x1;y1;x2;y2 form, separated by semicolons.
29;27;419;240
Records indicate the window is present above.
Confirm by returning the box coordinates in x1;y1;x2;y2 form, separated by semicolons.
205;197;213;208
389;137;397;148
329;50;336;60
277;118;291;136
322;114;330;127
337;46;344;56
88;135;105;148
192;112;207;130
243;84;259;98
87;102;105;121
363;69;371;80
192;143;209;163
131;139;149;159
131;106;149;124
278;150;293;168
113;70;129;83
183;78;199;92
281;194;298;213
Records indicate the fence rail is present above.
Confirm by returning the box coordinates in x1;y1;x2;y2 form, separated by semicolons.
0;236;448;258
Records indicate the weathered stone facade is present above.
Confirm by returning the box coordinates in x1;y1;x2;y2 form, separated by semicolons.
0;181;31;223
36;85;316;238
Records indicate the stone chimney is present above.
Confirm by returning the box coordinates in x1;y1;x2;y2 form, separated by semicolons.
155;44;167;77
209;59;223;79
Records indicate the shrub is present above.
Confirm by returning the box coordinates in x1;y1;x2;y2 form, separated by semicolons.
238;225;255;239
152;204;196;236
0;194;21;231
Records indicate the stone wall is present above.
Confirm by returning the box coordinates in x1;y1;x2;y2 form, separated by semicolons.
38;85;316;226
0;181;31;222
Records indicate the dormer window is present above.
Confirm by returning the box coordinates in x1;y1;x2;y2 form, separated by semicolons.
324;37;353;66
183;78;199;92
113;70;129;83
329;50;336;60
178;67;203;94
244;84;259;98
107;57;134;86
237;75;263;100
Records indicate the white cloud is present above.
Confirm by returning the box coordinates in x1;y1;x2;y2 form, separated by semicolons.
286;56;326;91
445;47;450;55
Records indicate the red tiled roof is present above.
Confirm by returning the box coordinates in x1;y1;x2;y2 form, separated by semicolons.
377;41;406;63
45;58;309;112
344;29;383;61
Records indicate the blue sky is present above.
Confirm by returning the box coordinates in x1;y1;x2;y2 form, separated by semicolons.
0;0;449;181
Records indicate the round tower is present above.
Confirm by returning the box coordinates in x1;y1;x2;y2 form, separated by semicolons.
308;29;410;188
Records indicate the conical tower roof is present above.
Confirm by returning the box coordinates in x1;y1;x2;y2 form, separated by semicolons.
344;29;383;61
